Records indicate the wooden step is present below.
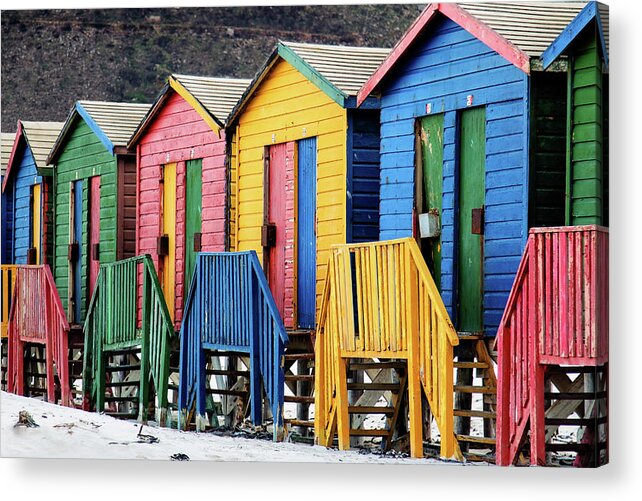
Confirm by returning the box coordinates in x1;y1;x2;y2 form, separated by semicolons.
206;369;250;377
287;330;314;337
104;396;138;403
454;385;496;394
104;411;138;419
347;383;400;392
454;361;489;369
349;429;389;437
544;391;607;400
106;380;140;388
457;333;484;340
205;350;246;358
284;395;314;404
105;364;140;372
205;388;247;396
348;406;395;415
106;347;141;357
455;434;496;446
285;374;314;382
545;416;608;426
286;419;314;428
349;361;406;371
284;353;315;361
453;409;496;419
547;365;607;374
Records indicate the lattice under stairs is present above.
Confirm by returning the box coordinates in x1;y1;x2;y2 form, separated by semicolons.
283;329;316;438
452;333;498;462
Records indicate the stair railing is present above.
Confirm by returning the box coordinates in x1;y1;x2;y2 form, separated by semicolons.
314;238;461;459
6;265;71;405
83;255;175;425
178;251;288;441
496;225;609;466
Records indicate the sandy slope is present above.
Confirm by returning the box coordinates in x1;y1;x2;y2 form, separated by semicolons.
0;392;467;465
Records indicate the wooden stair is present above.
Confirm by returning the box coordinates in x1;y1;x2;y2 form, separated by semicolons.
103;345;141;419
341;358;408;452
283;329;316;435
453;334;497;460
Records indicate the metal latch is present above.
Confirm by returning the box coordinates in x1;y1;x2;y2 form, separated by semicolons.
68;242;79;262
157;235;169;256
471;207;484;235
91;243;100;261
261;223;277;248
193;232;202;252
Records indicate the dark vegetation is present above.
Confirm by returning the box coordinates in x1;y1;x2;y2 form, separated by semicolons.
1;4;424;131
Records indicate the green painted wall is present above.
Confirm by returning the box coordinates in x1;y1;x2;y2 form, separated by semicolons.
53;118;118;320
568;25;605;225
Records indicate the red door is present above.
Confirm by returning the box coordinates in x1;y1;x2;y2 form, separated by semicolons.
88;176;101;299
266;143;288;318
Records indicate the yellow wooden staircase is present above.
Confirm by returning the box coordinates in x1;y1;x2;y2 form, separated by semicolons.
314;238;463;460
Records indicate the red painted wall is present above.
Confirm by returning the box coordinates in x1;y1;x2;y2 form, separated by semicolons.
136;91;227;329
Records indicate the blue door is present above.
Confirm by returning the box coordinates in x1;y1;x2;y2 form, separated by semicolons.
297;137;317;329
73;180;83;323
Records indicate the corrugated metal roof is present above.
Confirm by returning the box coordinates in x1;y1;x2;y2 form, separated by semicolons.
21;121;65;170
458;2;589;57
1;132;15;177
172;75;252;123
598;2;609;57
79;101;151;147
282;41;391;96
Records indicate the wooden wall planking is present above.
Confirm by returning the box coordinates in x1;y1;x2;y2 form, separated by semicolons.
234;59;347;323
377;16;529;335
136;90;227;329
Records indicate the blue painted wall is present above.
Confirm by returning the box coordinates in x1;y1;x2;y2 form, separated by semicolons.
6;145;41;264
377;15;529;336
348;108;380;243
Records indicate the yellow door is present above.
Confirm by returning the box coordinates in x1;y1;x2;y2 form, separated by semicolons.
162;163;177;322
31;183;42;264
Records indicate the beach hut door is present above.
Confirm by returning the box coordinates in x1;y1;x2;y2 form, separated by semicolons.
418;114;444;290
70;180;83;323
457;107;485;334
185;159;202;294
297;137;317;329
264;143;290;321
88;176;101;299
161;163;177;322
29;183;42;264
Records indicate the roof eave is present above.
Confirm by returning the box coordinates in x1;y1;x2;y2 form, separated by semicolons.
1;121;25;193
127;82;173;149
226;41;349;128
47;102;116;165
357;2;531;107
541;2;608;70
168;75;224;136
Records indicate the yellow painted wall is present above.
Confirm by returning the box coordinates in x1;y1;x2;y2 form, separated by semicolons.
233;58;347;321
229;126;239;251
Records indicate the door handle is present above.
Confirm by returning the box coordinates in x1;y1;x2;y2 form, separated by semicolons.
471;207;484;235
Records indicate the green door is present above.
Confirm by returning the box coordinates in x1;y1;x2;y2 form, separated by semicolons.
185;159;202;295
458;107;485;333
419;114;444;289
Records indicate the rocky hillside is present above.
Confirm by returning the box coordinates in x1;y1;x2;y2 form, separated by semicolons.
1;4;424;132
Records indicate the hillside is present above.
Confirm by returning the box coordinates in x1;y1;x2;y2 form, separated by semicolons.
0;4;424;132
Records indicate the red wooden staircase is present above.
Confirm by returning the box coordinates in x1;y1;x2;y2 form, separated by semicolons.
496;226;608;466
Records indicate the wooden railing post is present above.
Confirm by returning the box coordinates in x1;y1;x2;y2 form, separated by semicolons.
405;243;423;458
138;263;151;424
249;257;263;426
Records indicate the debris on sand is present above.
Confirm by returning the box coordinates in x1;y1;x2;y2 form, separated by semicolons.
14;410;39;428
170;453;190;461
